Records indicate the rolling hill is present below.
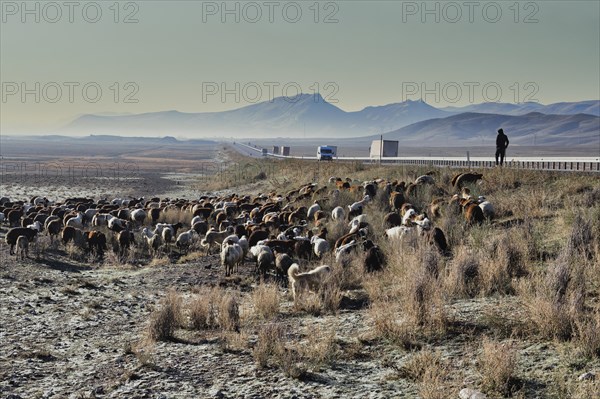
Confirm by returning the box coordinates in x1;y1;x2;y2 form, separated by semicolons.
377;112;600;147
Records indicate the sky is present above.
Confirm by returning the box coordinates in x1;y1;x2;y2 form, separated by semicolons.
1;0;599;133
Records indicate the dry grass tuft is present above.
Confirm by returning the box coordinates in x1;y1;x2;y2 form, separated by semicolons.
445;246;480;298
218;291;240;332
297;325;338;369
145;289;183;343
253;322;287;369
394;349;451;399
479;338;519;396
520;256;586;340
188;286;219;330
251;283;280;320
574;310;600;359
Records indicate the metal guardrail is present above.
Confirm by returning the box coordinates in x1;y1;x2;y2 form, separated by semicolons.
235;143;600;172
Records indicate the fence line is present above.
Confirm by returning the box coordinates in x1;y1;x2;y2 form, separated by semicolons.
237;143;600;172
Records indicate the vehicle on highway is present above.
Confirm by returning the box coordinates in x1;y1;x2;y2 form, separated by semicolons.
317;145;336;161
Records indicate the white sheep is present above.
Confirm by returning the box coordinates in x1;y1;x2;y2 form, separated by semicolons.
348;195;371;213
221;240;244;276
92;213;112;226
108;217;129;232
141;228;162;255
414;216;432;233
402;208;417;226
190;215;204;226
311;235;330;259
415;175;435;185
130;209;147;225
26;221;42;232
176;229;196;253
385;225;414;240
84;208;98;223
478;196;495;219
307;201;321;221
221;234;240;249
238;235;249;259
331;206;345;221
335;239;358;264
66;213;84;229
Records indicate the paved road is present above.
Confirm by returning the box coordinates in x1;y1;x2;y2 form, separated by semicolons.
229;142;264;158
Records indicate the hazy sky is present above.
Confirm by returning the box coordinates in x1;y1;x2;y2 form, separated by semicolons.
1;0;599;132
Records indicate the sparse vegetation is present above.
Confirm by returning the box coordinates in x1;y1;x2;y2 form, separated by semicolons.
3;155;599;398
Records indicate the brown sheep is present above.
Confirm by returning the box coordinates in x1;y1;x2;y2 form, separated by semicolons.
117;230;135;256
46;219;63;243
248;229;270;247
453;172;484;189
464;203;485;225
427;227;450;255
363;240;385;272
7;209;23;227
294;238;312;260
6;227;38;255
390;191;405;211
383;212;402;229
87;231;108;258
61;226;86;247
274;251;294;285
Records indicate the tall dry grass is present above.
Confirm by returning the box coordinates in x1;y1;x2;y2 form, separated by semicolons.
145;289;183;343
479;338;519;396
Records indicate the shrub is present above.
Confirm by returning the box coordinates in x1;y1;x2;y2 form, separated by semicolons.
251;283;280;320
146;289;182;342
480;338;519;396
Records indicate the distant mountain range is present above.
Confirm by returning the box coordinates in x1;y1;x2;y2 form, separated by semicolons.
377;112;600;147
62;95;599;146
3;134;213;145
442;100;599;117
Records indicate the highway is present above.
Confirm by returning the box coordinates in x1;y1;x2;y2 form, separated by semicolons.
228;142;599;172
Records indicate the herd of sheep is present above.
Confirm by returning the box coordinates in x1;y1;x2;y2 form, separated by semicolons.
0;171;492;301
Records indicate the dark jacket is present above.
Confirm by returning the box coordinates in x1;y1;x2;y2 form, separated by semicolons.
496;133;509;150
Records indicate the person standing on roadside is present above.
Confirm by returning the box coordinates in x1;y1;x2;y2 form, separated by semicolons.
495;128;509;166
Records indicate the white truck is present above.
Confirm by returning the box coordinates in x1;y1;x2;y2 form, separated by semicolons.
317;145;337;161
